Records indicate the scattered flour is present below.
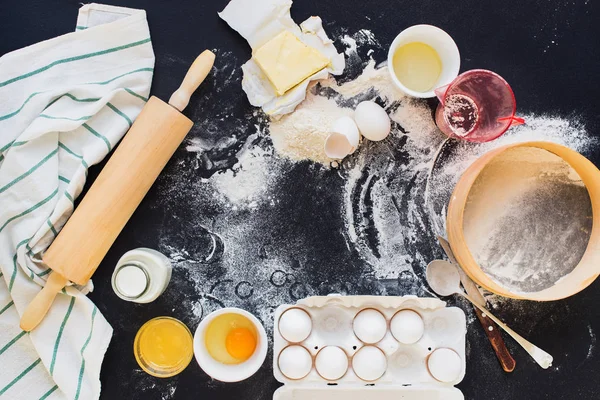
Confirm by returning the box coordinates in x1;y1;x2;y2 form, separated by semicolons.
246;28;599;287
212;142;281;210
269;94;353;164
587;323;596;359
425;113;598;236
156;29;598;340
128;29;599;398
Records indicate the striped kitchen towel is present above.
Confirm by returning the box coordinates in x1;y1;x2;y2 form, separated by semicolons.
0;4;154;399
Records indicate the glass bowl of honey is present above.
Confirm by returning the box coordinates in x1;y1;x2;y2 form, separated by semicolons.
387;24;460;98
133;316;194;378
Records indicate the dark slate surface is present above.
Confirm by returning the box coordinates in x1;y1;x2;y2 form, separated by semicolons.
2;1;600;399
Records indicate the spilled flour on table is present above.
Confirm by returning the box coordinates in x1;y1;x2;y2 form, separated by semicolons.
154;29;598;342
269;95;353;164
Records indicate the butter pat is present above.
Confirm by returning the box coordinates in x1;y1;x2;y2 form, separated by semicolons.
253;31;329;96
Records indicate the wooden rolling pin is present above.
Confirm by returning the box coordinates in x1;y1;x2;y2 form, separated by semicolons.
20;50;216;332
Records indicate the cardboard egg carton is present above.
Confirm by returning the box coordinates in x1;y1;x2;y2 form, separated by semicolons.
273;295;466;400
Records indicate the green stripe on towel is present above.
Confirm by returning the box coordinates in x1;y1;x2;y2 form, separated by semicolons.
0;92;43;121
39;114;92;122
63;93;101;103
1;68;153;122
0;141;28;160
46;219;58;236
2;83;132;122
82;123;111;152
38;269;51;277
0;358;42;396
0;188;58;234
0;148;58;195
107;102;132;126
58;142;90;176
49;296;76;376
74;306;98;400
0;301;14;316
0;38;151;88
124;88;148;102
58;142;82;159
9;238;33;292
88;67;153;85
64;192;74;204
39;385;58;400
0;331;27;356
43;93;101;113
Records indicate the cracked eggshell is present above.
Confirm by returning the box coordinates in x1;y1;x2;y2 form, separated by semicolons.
324;116;361;159
354;101;391;141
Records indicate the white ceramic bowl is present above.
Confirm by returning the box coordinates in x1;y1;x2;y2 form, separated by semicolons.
194;307;268;382
387;24;460;98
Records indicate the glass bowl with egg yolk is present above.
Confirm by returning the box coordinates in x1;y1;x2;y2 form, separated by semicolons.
205;313;258;364
133;316;194;378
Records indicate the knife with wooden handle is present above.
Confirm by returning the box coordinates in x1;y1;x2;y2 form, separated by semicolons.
437;235;516;373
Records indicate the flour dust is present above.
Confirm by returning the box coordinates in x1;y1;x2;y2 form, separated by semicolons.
153;29;598;344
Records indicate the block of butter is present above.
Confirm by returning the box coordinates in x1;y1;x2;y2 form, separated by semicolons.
253;30;330;96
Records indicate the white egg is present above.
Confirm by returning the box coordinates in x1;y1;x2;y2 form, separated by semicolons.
390;310;425;344
428;348;462;383
353;309;387;344
353;101;391;141
279;308;312;343
324;116;361;159
315;346;349;380
278;346;313;380
351;346;387;381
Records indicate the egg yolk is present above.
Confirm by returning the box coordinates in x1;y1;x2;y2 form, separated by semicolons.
225;327;257;361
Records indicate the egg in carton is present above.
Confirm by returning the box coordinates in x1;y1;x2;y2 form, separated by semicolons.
273;295;466;400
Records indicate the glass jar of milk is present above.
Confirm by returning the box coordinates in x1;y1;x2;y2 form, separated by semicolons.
111;248;172;303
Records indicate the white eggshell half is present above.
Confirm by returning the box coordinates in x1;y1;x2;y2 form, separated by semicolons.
353;309;387;344
390;310;425;344
324;116;361;159
354;101;391;141
279;308;312;343
332;116;360;149
352;346;387;381
324;132;354;159
428;348;462;383
315;346;349;380
278;346;313;380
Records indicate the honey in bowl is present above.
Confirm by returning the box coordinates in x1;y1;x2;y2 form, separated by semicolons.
134;316;194;378
205;313;258;364
392;42;442;93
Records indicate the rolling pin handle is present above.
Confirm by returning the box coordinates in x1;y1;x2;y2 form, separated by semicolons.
168;50;216;112
20;272;69;332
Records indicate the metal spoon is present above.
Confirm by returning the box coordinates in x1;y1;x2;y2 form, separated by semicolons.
426;260;553;369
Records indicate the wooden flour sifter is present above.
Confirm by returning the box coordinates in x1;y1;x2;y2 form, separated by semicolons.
20;50;216;331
